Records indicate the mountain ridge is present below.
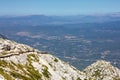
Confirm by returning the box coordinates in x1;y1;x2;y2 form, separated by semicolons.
0;12;120;26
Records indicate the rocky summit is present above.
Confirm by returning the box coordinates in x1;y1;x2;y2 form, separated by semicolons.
0;37;120;80
84;60;120;80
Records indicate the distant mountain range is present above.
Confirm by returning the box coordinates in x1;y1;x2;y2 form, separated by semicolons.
0;12;120;26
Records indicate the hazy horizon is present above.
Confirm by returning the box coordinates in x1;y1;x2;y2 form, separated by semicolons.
0;0;120;16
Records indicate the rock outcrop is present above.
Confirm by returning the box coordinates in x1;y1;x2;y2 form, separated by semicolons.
84;60;120;80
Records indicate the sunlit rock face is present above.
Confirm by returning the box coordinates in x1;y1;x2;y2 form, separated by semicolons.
84;60;120;80
0;38;86;80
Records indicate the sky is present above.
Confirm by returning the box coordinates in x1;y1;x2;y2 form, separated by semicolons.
0;0;120;16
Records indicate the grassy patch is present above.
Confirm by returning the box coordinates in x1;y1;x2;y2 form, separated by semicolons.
0;54;42;80
92;69;101;77
8;63;15;70
0;60;8;67
26;63;42;80
10;71;31;80
0;68;13;80
10;56;42;80
27;54;39;62
49;63;53;67
42;65;51;78
54;58;58;62
77;77;81;80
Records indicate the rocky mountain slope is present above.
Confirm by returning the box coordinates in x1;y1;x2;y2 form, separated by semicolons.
84;60;120;80
0;38;86;80
0;37;120;80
